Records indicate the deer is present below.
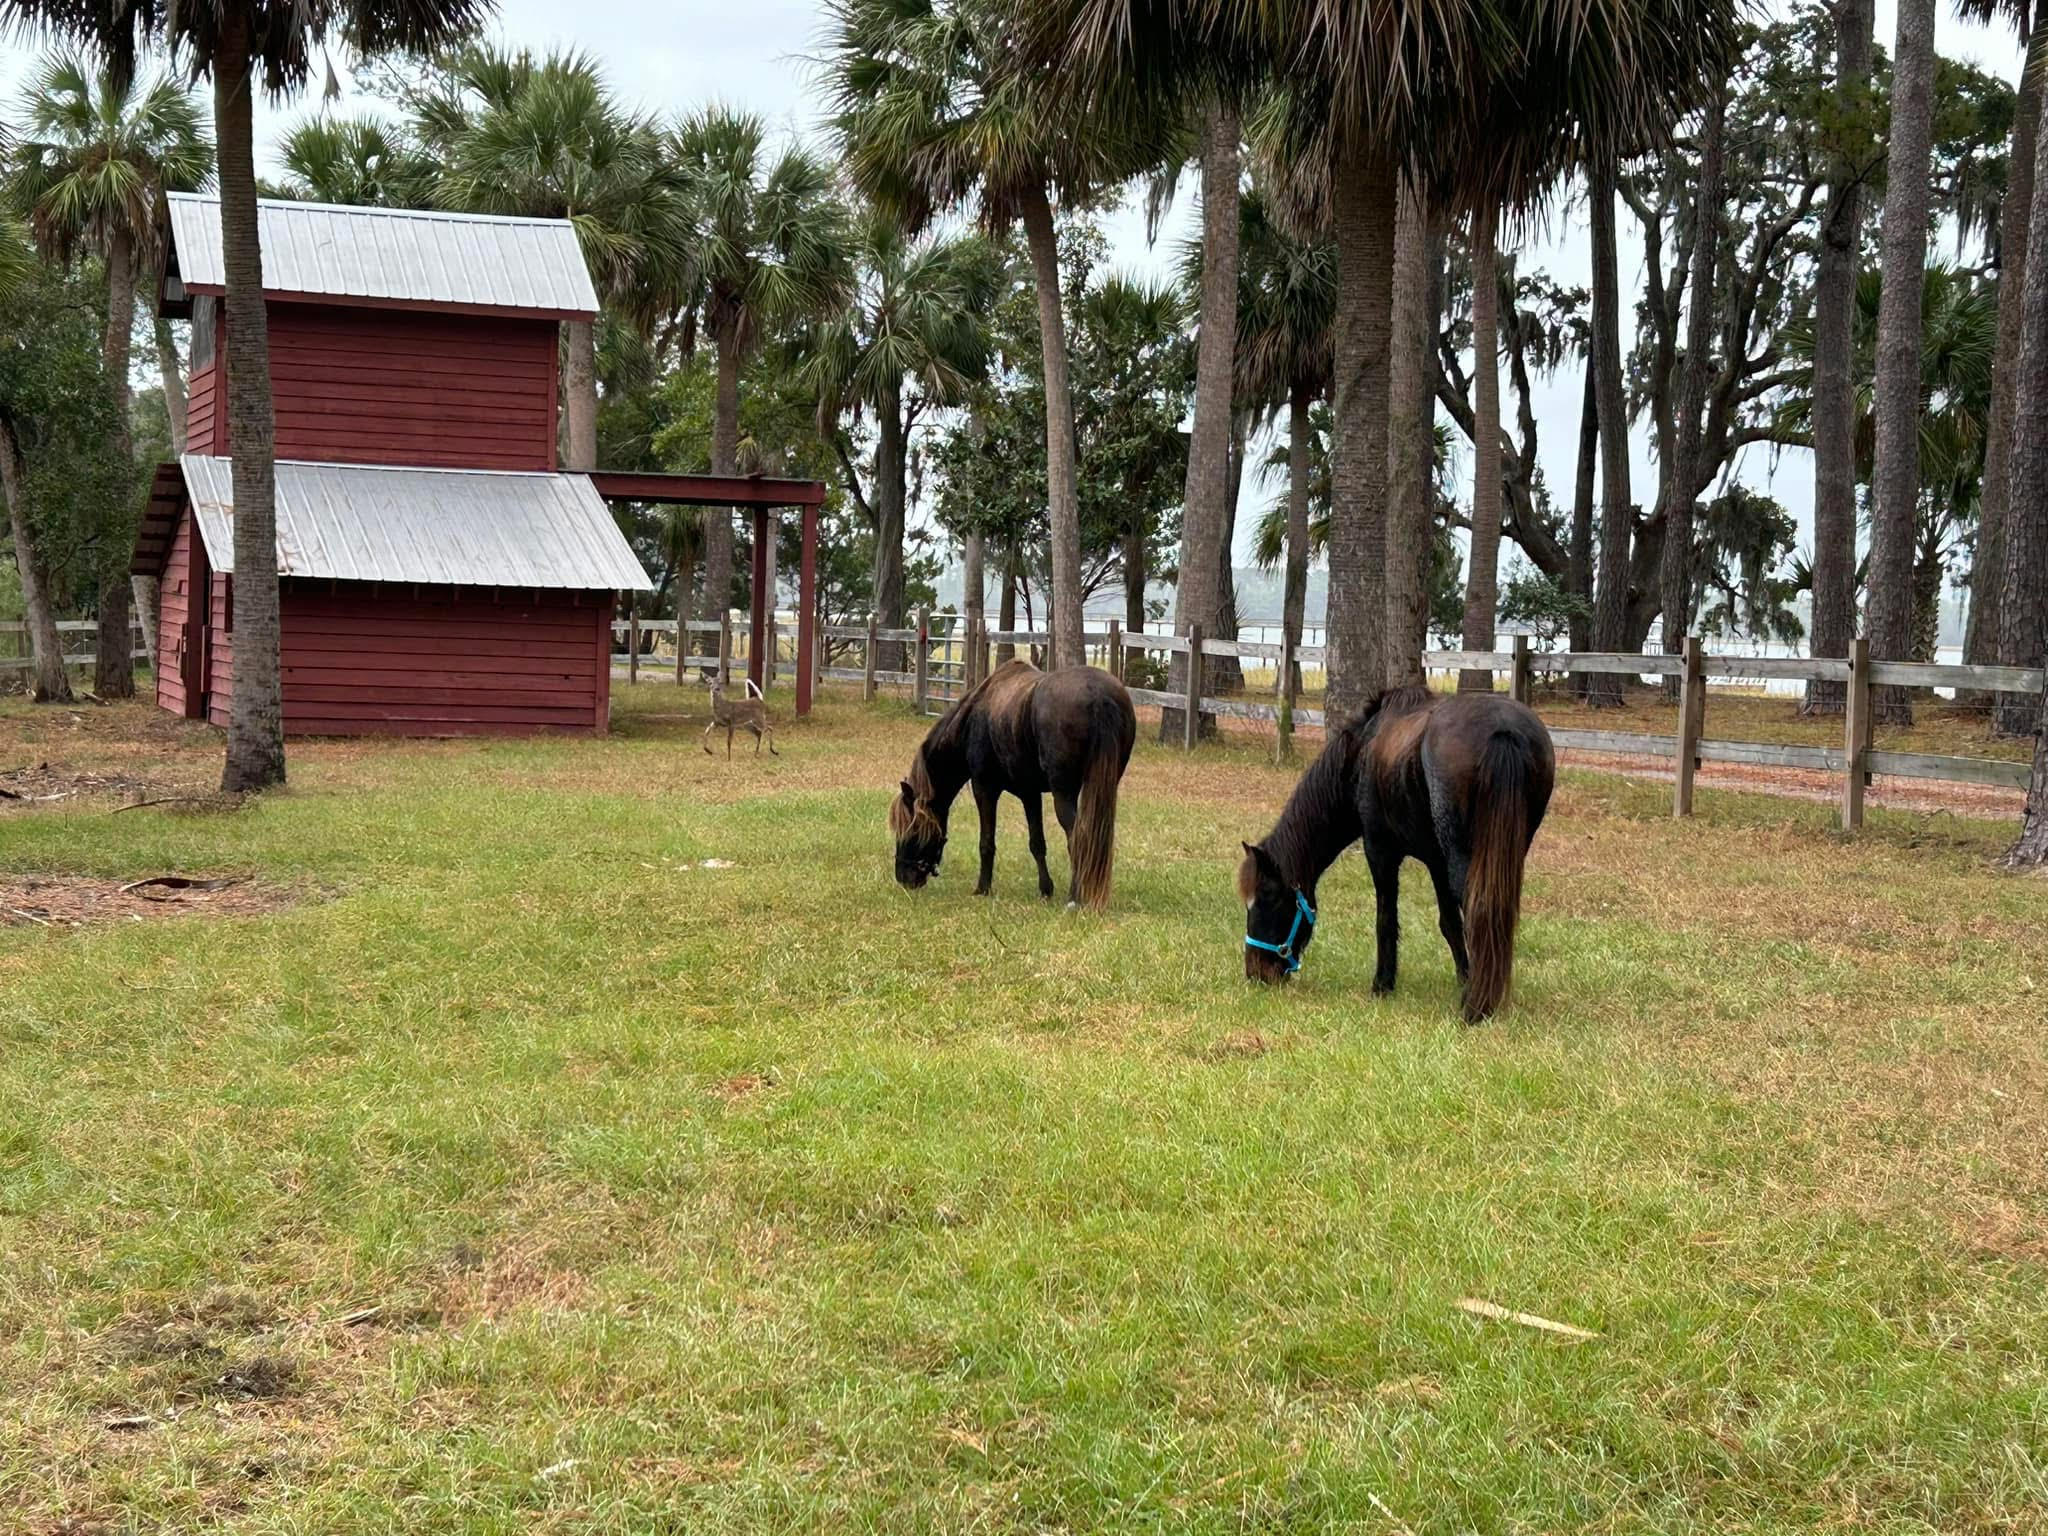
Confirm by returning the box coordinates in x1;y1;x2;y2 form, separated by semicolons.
703;675;778;757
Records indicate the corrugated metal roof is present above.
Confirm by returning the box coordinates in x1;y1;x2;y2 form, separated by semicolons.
181;456;652;592
165;193;599;317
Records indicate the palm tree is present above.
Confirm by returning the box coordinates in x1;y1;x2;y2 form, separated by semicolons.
670;107;847;626
1233;185;1333;696
4;0;492;791
827;0;1174;669
277;114;434;206
1457;206;1505;692
2000;87;2048;737
1865;0;1938;724
1032;0;1735;711
433;48;688;475
6;50;210;697
1386;183;1438;686
799;211;993;669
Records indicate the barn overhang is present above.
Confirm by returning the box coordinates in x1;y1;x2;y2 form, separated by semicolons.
134;457;654;593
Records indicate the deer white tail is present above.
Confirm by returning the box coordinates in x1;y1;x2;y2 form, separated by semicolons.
744;678;765;700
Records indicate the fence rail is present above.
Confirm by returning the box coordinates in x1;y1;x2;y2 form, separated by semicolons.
0;619;148;673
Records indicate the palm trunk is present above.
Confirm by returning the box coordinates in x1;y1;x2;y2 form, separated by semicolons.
1018;181;1084;669
703;321;740;632
1;413;72;702
1385;183;1433;688
1866;0;1937;726
1123;527;1146;633
94;228;138;699
1589;153;1634;707
1808;0;1876;716
1325;140;1399;716
565;318;598;471
672;540;694;687
874;374;907;671
1971;0;2047;691
1207;407;1247;696
2006;677;2048;866
1999;88;2048;736
216;13;286;794
1569;361;1597;690
1659;84;1726;686
963;528;985;670
997;546;1018;663
1460;206;1503;692
1283;381;1312;696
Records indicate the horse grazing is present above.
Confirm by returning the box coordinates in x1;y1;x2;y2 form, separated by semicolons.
1239;686;1555;1022
890;661;1137;910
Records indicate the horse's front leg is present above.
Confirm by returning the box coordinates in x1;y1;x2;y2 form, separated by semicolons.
1427;854;1471;990
1022;793;1055;900
972;780;1001;895
1052;792;1080;906
1366;842;1402;995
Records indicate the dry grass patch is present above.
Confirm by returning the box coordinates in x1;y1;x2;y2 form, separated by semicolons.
0;873;305;929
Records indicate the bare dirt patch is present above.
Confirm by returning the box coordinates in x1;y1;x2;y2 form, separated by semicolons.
0;875;303;930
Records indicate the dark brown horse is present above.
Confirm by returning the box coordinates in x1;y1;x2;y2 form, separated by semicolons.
1239;686;1555;1022
890;661;1137;909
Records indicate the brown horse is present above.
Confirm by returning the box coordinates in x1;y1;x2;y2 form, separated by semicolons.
1239;686;1555;1022
890;661;1137;910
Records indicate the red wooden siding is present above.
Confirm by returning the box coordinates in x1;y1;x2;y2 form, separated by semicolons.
185;302;559;470
155;509;194;716
274;582;609;736
206;571;234;728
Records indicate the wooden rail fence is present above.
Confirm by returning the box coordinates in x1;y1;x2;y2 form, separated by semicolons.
0;619;149;674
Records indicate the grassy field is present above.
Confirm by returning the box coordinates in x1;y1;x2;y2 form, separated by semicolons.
3;683;2045;1534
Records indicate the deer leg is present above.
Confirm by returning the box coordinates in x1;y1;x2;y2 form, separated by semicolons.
1022;793;1055;900
702;721;716;756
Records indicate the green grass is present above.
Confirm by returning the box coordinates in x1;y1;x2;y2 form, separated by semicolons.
2;685;2045;1533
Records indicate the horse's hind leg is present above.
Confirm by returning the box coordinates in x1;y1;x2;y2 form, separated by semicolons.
1426;855;1471;990
1022;794;1055;900
1052;792;1080;906
971;780;1000;895
1366;841;1402;996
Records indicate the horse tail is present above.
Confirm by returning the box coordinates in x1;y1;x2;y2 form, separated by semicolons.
1463;729;1535;1023
1070;739;1124;911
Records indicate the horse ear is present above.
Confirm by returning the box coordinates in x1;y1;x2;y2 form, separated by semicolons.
1245;841;1282;880
900;779;916;802
1236;848;1259;904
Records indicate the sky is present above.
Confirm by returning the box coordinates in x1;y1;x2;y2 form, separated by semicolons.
0;0;2031;572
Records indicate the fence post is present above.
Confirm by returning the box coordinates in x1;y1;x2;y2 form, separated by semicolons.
1511;634;1532;705
863;613;879;701
1673;635;1704;819
914;608;931;713
1106;618;1122;684
717;612;732;692
1842;634;1871;831
1183;623;1204;751
1275;626;1297;763
626;597;639;686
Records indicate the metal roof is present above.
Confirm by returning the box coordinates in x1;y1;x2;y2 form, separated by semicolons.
177;456;652;591
165;193;600;318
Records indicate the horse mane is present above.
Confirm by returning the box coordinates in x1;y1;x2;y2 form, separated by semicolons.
891;661;1035;840
1362;684;1435;722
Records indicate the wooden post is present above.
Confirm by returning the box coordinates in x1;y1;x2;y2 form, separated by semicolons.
718;612;732;692
627;596;639;686
1275;627;1297;763
1106;618;1122;683
796;503;818;718
1183;623;1204;751
1511;633;1533;705
1842;634;1872;831
863;612;879;701
914;608;931;712
1673;635;1704;819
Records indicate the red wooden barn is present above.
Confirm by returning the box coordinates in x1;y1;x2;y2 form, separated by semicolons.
134;194;824;737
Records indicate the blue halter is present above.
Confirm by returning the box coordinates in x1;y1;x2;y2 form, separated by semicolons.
1245;889;1317;973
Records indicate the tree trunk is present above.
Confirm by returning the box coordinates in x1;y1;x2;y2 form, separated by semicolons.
2006;677;2048;866
1866;0;1937;726
1659;84;1726;686
1569;360;1597;687
565;317;598;471
216;14;285;794
963;527;985;652
703;323;740;635
1;413;72;702
672;540;694;687
1808;0;1876;716
1911;538;1943;662
92;227;139;699
874;374;907;671
1018;181;1084;669
1460;205;1503;693
1122;526;1146;633
1385;182;1433;688
1208;407;1248;695
1283;382;1313;697
1165;97;1241;729
998;546;1018;663
1970;0;2048;690
1589;152;1634;707
1325;140;1399;716
1999;89;2048;735
133;317;183;677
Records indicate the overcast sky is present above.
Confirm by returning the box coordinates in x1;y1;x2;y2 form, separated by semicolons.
1;0;2030;571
